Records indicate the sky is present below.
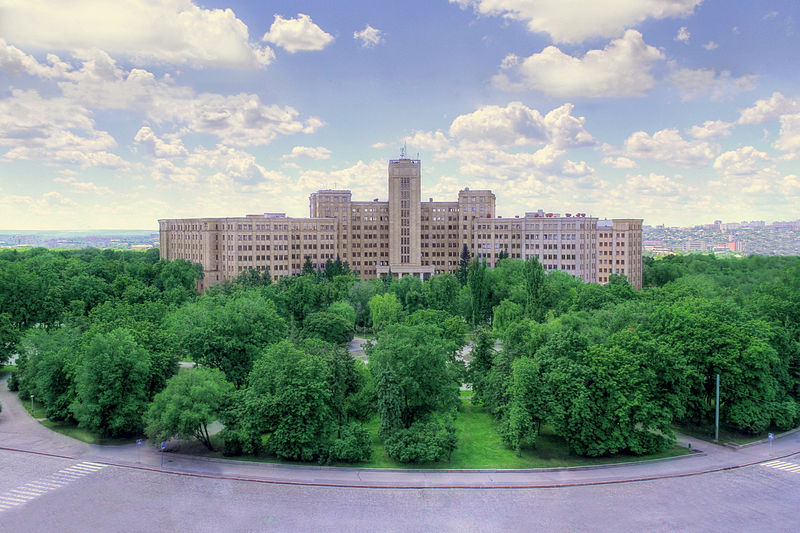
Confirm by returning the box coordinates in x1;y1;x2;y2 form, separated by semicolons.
0;0;799;230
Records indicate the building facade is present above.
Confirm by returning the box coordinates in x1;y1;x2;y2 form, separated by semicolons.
160;156;643;289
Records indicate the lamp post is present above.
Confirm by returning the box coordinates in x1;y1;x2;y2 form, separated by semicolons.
31;395;34;414
714;374;720;442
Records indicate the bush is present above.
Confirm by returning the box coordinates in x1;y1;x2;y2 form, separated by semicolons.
384;420;457;463
326;423;372;463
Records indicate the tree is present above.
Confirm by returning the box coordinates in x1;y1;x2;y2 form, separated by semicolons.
242;340;333;461
236;267;271;288
503;357;549;455
467;259;488;325
166;292;286;387
348;279;382;328
145;367;234;451
14;327;80;421
523;256;545;321
327;300;356;329
371;323;460;429
456;244;471;285
424;273;460;315
468;327;495;404
302;257;315;276
493;299;524;336
369;292;404;333
0;312;19;366
71;329;151;437
302;311;354;345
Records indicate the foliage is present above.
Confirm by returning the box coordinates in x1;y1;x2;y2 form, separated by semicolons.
302;311;354;345
467;259;488;325
371;323;460;431
71;329;151;437
325;422;372;463
0;312;20;365
369;292;404;332
242;341;333;461
145;367;234;450
384;419;457;463
166;291;286;386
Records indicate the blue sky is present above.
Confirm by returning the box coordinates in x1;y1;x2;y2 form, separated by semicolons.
0;0;798;229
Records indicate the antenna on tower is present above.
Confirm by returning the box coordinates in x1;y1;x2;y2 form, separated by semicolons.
400;142;407;159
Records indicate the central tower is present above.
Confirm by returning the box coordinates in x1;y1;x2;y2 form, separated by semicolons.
388;156;421;267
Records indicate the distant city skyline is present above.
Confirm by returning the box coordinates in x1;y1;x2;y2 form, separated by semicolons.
1;0;799;230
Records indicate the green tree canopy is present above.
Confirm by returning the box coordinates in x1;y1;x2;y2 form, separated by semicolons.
145;367;234;450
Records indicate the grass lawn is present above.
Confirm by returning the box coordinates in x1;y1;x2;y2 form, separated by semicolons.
228;395;690;469
675;422;775;446
0;365;15;378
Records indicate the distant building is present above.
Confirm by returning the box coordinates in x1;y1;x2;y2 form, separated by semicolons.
160;156;643;289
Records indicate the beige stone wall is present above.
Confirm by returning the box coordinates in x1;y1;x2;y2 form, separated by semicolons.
596;219;642;289
159;160;642;289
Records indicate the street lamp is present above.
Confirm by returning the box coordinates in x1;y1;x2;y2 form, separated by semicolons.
31;395;34;414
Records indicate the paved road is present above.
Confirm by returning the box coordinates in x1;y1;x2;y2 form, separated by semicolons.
2;375;800;530
2;448;799;532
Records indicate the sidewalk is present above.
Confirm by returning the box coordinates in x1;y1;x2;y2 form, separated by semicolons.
2;376;799;489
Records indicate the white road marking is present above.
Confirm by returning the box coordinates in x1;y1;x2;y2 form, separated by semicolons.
762;460;800;473
0;461;108;514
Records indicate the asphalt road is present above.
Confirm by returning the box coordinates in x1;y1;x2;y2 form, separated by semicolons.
1;448;799;532
2;375;800;531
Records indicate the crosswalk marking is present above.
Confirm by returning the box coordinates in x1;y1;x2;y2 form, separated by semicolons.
762;459;800;473
0;461;108;514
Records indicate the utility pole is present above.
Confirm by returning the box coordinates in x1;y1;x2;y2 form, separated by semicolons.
715;374;720;442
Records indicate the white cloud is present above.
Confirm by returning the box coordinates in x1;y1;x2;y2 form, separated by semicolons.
451;0;702;43
703;41;718;50
371;142;388;149
134;127;187;158
282;146;332;160
354;25;384;47
168;92;324;146
669;66;756;100
602;156;637;169
774;113;800;153
296;160;387;200
0;0;273;69
675;26;690;43
622;128;717;167
494;30;664;98
687;120;733;139
53;176;113;195
0;192;80;222
448;102;593;149
0;89;126;168
186;145;281;183
626;172;686;196
713;146;771;176
738;92;799;125
150;159;200;185
406;130;450;152
0;38;72;78
262;13;334;53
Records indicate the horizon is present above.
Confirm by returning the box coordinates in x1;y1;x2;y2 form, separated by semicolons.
1;1;799;230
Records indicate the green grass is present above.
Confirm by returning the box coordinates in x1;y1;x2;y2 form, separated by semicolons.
675;423;774;446
0;365;15;378
229;396;690;469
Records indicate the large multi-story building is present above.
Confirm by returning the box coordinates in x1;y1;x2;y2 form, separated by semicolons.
159;156;643;289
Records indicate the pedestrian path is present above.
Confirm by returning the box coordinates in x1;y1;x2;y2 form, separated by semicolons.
0;461;107;513
761;459;800;474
